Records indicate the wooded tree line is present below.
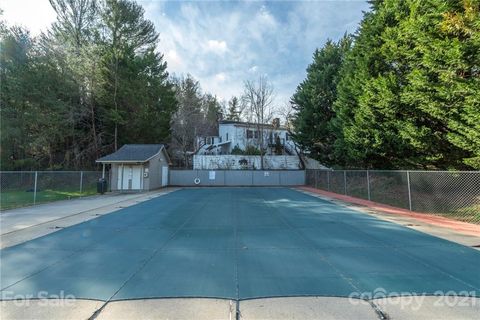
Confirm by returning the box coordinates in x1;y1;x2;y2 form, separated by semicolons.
0;0;267;170
292;0;480;170
1;0;180;170
0;0;231;170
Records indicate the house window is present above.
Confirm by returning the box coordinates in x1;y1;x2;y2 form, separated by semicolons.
226;133;229;141
285;133;289;141
247;130;253;139
254;131;259;139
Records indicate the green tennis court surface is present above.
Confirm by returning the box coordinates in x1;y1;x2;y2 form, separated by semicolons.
1;188;479;301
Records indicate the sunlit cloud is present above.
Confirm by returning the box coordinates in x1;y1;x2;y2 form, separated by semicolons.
248;65;259;73
1;0;56;35
206;40;228;55
166;49;182;70
214;72;227;82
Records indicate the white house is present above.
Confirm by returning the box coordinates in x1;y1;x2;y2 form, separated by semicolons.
195;119;296;156
193;119;302;170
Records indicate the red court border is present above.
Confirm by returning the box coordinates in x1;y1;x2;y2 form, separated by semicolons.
298;186;480;237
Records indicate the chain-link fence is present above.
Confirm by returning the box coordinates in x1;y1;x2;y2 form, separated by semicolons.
306;169;480;224
0;171;106;210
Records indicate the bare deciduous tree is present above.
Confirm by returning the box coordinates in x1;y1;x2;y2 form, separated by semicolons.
278;102;295;132
171;76;203;167
170;75;223;167
241;76;275;169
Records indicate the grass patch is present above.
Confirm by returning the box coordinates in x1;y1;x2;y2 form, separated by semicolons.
444;204;480;224
0;188;96;211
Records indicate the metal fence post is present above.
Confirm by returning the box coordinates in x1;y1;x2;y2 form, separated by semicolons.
33;171;38;205
366;170;371;201
121;164;124;189
344;170;347;195
406;171;412;211
327;171;330;191
79;171;84;194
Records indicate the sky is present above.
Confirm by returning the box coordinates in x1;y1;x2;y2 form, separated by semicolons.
1;0;370;109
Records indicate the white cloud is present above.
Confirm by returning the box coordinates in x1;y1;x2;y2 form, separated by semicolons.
214;72;227;82
248;66;259;73
206;40;228;55
258;5;277;29
147;1;368;110
166;50;182;70
247;5;278;42
1;0;56;35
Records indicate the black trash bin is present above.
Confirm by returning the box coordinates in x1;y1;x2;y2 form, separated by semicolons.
97;178;107;194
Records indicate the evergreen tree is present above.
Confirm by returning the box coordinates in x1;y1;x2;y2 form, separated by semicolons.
0;26;82;169
1;27;38;169
393;0;480;169
0;0;177;170
291;36;351;166
48;0;101;165
202;93;222;135
333;0;480;169
122;48;177;144
98;0;160;150
170;75;204;167
226;96;241;121
333;0;411;168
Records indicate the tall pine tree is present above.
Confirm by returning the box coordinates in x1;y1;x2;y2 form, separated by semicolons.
333;0;479;169
291;36;351;166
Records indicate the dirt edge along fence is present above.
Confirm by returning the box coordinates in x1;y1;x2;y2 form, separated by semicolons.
306;169;480;224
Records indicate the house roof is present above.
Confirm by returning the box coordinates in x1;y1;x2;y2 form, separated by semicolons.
96;144;166;163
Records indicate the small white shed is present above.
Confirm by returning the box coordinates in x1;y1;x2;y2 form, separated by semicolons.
96;144;170;191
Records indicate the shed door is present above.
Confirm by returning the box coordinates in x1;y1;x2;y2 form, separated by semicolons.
131;166;142;189
117;165;142;190
161;166;169;187
117;166;123;190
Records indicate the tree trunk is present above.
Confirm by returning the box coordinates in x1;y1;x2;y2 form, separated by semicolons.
114;124;118;151
90;61;99;158
113;54;119;151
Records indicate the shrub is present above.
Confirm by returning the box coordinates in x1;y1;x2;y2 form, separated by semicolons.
244;145;262;155
231;145;244;155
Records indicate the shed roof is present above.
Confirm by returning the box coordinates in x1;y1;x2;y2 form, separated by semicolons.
96;144;166;163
